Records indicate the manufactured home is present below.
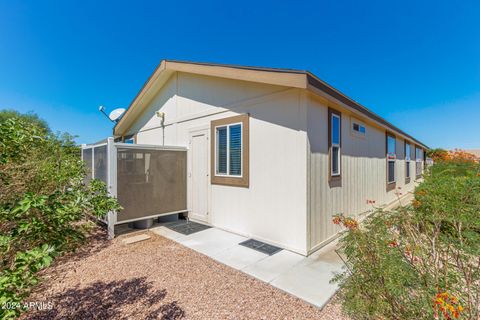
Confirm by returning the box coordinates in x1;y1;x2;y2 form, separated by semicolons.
98;60;427;256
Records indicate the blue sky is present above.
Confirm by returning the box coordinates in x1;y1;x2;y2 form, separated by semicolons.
0;0;479;149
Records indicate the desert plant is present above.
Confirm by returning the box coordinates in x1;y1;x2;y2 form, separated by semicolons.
429;148;478;164
0;114;121;318
333;159;480;319
428;148;449;162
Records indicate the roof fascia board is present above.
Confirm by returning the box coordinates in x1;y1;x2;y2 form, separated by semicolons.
115;60;169;135
165;61;307;89
306;74;428;149
115;60;307;135
114;59;427;149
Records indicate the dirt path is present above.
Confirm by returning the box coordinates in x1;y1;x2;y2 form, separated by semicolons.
23;229;349;320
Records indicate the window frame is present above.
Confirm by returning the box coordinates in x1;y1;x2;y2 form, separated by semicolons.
214;122;243;178
415;146;423;179
386;132;396;190
210;114;249;188
351;118;366;138
123;134;136;144
405;140;411;183
328;108;342;182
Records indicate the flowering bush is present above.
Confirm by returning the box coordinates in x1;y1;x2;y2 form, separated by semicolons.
429;148;477;164
0;116;121;319
333;158;480;319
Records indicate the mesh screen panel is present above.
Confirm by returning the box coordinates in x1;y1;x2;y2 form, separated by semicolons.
116;148;187;222
82;148;93;181
93;145;108;184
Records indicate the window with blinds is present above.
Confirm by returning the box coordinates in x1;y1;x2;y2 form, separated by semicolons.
216;127;227;174
229;124;242;175
215;123;242;177
211;114;249;188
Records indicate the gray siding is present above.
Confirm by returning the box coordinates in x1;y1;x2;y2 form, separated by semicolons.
307;94;420;252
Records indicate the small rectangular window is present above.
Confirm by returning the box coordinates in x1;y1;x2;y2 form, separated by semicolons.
352;122;366;135
330;112;341;177
124;134;135;144
386;133;396;185
215;123;242;177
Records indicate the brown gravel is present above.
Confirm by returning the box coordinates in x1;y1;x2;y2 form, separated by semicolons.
23;228;350;320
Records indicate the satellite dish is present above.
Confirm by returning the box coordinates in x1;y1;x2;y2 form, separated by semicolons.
108;108;126;122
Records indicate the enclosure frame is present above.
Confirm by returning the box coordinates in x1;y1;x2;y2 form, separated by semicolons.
81;137;188;238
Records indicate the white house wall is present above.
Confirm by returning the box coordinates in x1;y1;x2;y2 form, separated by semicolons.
307;95;419;253
131;72;309;254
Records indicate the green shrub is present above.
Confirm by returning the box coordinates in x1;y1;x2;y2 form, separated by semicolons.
0;115;121;318
333;160;480;319
0;109;50;133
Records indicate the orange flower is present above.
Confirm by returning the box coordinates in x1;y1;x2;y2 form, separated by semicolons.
343;218;358;230
412;200;421;208
417;190;427;196
332;216;341;225
388;241;398;248
433;291;463;320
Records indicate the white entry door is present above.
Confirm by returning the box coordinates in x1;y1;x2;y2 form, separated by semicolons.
189;129;209;222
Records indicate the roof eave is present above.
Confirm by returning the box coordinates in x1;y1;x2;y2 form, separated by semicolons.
114;60;307;136
306;73;429;149
114;60;168;135
113;59;428;149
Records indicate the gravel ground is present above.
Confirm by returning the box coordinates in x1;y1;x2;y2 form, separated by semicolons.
23;228;350;320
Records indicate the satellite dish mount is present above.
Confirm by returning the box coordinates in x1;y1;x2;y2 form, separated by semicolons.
98;105;126;123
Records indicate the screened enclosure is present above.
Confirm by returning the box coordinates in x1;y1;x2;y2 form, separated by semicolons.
81;138;187;238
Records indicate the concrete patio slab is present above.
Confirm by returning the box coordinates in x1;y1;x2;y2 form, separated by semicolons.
176;228;248;256
154;223;344;309
270;241;343;308
242;249;305;283
211;244;268;270
270;259;341;308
